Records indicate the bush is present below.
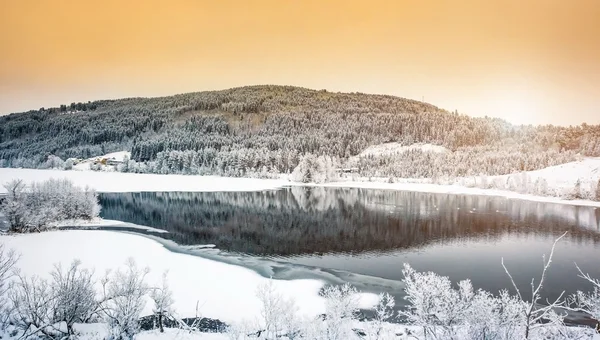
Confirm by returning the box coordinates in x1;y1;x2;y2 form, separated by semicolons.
0;178;100;232
291;154;337;184
99;259;149;340
8;260;96;338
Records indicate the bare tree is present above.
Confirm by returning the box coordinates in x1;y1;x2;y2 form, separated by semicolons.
0;244;19;328
9;273;57;338
321;283;359;340
149;271;174;333
1;179;27;232
501;231;567;339
50;260;96;335
570;264;600;332
98;259;149;340
254;279;300;339
367;293;396;340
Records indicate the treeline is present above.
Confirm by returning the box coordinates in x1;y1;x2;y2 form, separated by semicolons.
1;85;600;179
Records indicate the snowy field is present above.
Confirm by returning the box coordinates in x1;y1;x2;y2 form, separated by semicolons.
0;167;287;193
0;230;378;324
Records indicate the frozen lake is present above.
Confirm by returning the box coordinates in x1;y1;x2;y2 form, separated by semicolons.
97;187;600;321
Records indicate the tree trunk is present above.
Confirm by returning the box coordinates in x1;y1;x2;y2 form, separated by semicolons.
158;313;164;333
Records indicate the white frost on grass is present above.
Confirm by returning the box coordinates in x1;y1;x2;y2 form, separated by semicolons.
0;168;287;193
0;230;378;324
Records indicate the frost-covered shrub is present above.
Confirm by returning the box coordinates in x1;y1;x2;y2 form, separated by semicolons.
400;264;475;339
0;244;19;329
43;155;65;169
571;265;600;329
321;283;359;340
8;259;96;338
253;279;301;339
99;259;149;340
0;178;100;232
149;272;174;333
50;260;96;335
63;158;75;170
291;154;337;184
9;274;55;338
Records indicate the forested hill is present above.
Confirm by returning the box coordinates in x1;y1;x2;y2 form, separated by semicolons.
1;85;600;179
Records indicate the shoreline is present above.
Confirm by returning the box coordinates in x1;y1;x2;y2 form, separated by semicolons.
1;167;599;208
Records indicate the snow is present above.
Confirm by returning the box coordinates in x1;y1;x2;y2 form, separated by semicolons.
49;218;169;233
355;142;449;158
0;230;378;324
0;168;287;193
495;157;600;189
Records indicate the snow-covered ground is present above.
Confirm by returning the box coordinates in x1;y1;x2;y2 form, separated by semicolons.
0;230;378;324
48;218;169;233
0;168;287;193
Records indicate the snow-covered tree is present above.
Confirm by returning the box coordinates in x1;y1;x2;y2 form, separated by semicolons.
9;273;56;338
400;264;475;339
247;279;301;339
50;260;96;335
149;271;175;333
501;231;567;339
43;155;65;169
63;158;74;170
0;244;19;329
0;179;100;232
570;264;600;331
99;259;149;340
291;154;337;184
1;180;27;231
321;283;359;340
366;293;396;340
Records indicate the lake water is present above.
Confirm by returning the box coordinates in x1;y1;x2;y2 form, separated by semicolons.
98;187;600;321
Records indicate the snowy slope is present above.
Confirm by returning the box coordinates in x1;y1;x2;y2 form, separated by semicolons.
494;157;600;189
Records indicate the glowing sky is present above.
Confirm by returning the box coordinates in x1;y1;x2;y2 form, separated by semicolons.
1;0;598;125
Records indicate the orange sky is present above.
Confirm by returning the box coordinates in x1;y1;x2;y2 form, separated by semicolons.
1;0;598;125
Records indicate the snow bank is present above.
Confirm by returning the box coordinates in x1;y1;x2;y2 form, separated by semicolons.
0;168;287;193
49;218;169;233
0;230;378;323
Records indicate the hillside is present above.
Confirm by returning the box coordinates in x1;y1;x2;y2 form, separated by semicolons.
1;85;600;180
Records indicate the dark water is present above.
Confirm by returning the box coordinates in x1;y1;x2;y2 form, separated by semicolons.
98;187;600;312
